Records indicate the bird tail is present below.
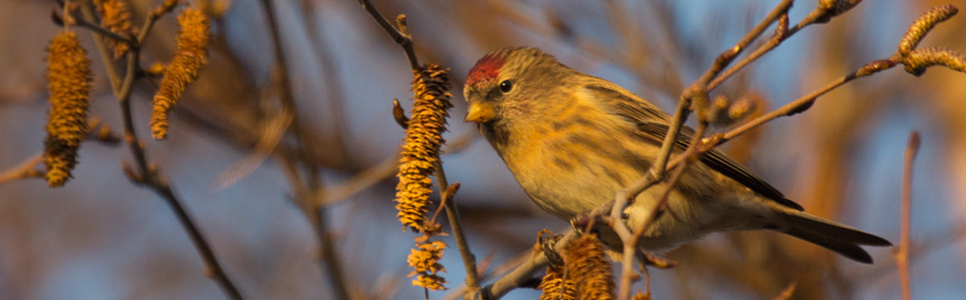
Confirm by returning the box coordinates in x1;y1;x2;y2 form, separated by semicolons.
773;209;892;264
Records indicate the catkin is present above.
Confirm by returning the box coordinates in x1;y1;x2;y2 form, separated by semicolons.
539;266;576;300
898;4;959;57
395;64;454;291
150;8;210;140
43;31;93;187
407;239;448;291
97;0;134;58
394;64;453;232
566;234;616;300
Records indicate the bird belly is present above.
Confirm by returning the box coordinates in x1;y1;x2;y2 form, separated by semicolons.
497;130;754;251
500;128;643;220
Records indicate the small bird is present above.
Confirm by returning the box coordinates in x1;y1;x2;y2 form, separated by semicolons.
462;47;891;263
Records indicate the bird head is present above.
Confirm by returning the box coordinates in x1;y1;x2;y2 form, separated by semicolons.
463;47;576;144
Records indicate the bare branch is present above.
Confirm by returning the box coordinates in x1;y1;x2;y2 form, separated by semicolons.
897;131;921;300
0;154;44;184
259;0;352;298
359;0;419;70
474;231;577;300
77;1;244;298
697;0;793;86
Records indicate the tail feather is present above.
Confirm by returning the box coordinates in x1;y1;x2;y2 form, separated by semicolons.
784;226;875;263
775;210;892;264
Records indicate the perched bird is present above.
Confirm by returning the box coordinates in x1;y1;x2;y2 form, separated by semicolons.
462;47;891;263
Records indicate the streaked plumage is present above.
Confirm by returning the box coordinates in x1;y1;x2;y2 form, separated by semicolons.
463;47;890;263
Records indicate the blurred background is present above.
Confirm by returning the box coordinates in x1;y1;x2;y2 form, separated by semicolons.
1;0;965;299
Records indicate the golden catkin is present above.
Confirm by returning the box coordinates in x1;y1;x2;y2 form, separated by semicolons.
394;64;453;232
902;47;966;76
407;240;446;275
407;240;447;291
539;267;576;300
44;31;93;187
97;0;134;58
566;234;616;300
898;4;958;57
413;274;447;291
150;7;210;140
630;292;653;300
818;0;862;17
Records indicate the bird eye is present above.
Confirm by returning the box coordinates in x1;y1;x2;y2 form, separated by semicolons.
499;80;513;93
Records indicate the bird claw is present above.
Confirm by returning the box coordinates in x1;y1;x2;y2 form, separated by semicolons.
636;250;677;269
536;229;565;266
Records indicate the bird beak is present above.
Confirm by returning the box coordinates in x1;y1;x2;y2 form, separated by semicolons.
465;102;495;123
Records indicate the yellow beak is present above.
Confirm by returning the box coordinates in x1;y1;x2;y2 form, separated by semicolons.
464;102;496;123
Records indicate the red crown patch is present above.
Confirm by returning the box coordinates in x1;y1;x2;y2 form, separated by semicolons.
465;54;505;87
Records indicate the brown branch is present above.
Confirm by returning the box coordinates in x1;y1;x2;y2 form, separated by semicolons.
771;282;797;300
357;0;481;294
473;231;577;300
858;224;966;284
71;13;135;46
602;5;800;277
898;131;920;300
718;58;897;144
0;154;44;184
707;1;851;90
320;130;477;207
300;0;352;166
605;9;901;296
435;161;480;291
443;249;532;300
696;0;793;86
78;2;243;299
137;0;178;45
258;0;351;299
359;0;419;70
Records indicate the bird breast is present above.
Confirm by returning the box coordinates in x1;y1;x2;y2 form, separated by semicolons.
493;104;660;220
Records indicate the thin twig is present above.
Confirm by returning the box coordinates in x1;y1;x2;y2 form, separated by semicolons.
898;131;920;300
696;0;793;86
707;4;834;90
71;13;136;46
605;83;699;300
79;2;243;299
772;282;797;300
442;249;532;300
607;60;902;297
474;231;577;300
859;224;966;284
435;161;480;290
359;0;419;70
300;0;352;166
137;0;178;45
258;0;351;298
358;0;481;294
320;130;476;206
643;59;898;180
77;4;121;90
718;58;898;144
607;34;899;300
0;154;44;184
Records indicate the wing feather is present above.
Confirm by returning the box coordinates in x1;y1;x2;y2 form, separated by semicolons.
584;83;805;211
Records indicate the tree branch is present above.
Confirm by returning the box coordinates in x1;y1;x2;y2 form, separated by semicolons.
358;0;419;70
473;231;576;300
258;0;351;298
898;131;920;300
0;153;44;184
357;0;481;294
78;2;243;299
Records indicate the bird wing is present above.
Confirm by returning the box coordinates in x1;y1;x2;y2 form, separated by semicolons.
585;84;805;211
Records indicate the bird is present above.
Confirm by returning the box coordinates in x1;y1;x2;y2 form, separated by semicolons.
462;46;891;263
